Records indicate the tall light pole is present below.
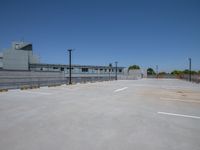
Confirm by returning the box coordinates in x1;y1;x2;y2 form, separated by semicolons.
115;61;118;80
28;52;30;71
68;49;72;85
189;58;192;82
109;63;112;81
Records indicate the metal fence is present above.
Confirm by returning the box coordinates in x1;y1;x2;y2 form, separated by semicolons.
147;74;200;84
147;74;176;79
180;74;200;83
0;70;116;89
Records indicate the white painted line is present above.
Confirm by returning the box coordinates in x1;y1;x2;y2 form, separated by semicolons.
20;91;52;95
160;97;200;103
158;111;200;119
114;87;128;92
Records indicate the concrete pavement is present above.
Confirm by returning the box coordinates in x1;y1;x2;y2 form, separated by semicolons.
0;79;200;150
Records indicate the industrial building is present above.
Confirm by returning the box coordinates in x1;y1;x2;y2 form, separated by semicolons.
0;41;147;89
0;42;39;70
0;41;124;75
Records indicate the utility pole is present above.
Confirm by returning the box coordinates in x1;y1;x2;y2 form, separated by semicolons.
68;49;72;85
189;58;192;82
156;65;158;78
115;61;118;80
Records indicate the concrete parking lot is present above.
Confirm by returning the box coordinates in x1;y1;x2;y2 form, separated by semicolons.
0;79;200;150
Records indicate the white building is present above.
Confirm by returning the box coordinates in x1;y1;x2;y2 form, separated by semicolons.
1;42;39;70
0;42;125;75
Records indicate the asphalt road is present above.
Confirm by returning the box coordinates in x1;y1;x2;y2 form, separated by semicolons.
0;79;200;150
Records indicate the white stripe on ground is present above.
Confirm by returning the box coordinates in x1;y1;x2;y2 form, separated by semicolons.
160;97;200;103
20;91;52;95
114;87;128;92
158;111;200;119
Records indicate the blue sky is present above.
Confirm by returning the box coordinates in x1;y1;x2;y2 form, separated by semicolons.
0;0;200;72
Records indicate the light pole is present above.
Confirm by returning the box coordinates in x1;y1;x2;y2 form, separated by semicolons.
68;49;72;85
109;63;112;81
189;58;192;82
115;61;118;80
28;52;30;71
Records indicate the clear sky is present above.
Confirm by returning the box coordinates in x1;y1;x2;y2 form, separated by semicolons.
0;0;200;72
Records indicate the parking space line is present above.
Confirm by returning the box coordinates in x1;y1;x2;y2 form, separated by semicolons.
114;87;128;92
160;97;200;103
20;91;52;95
158;111;200;119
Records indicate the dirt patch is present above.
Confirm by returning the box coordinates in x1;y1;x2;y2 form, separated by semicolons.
134;87;200;102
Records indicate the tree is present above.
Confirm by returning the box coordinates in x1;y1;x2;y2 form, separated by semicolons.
191;70;197;75
147;68;156;75
183;69;190;74
183;69;197;75
158;72;167;75
171;70;183;75
128;65;140;70
171;70;198;75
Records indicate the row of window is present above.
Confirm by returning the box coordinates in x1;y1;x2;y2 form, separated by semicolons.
77;68;122;73
40;67;122;72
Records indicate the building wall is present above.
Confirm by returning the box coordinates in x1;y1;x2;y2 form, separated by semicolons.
3;50;29;70
29;52;39;64
118;69;147;80
1;42;39;70
29;63;124;75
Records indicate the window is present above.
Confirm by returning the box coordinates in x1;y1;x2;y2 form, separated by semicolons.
119;69;122;72
60;67;64;71
82;68;88;72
